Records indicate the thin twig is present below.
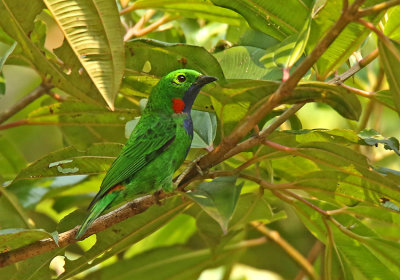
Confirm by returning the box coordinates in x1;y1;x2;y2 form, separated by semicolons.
358;18;400;61
0;120;29;130
251;222;319;280
0;84;51;124
357;0;400;18
294;241;324;280
328;49;379;85
124;13;177;41
322;219;334;280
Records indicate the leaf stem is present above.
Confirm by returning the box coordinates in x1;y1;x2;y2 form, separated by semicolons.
357;0;400;18
294;240;324;280
328;49;379;85
251;221;319;280
124;13;177;41
322;219;333;280
0;84;51;124
0;187;34;229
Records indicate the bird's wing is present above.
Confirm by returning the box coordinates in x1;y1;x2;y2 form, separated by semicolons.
89;115;176;208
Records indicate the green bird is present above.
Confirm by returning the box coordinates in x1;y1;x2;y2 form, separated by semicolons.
75;69;217;239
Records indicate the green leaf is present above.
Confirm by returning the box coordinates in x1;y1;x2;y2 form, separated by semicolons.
128;0;244;25
307;0;383;79
84;244;243;280
294;199;400;279
214;46;282;80
272;16;311;68
26;102;138;149
9;249;63;280
0;228;56;252
0;186;33;229
209;80;361;135
123;214;197;258
0;41;16;94
374;90;397;111
230;193;286;230
358;129;400;156
378;39;400;115
191;110;217;148
59;197;189;279
15;143;122;180
0;135;26;181
27;102;139;127
384;6;400;41
43;0;125;110
0;0;110;107
211;0;313;40
125;39;224;80
258;132;400;206
185;176;243;233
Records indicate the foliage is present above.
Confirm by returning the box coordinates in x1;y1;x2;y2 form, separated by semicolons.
0;0;400;279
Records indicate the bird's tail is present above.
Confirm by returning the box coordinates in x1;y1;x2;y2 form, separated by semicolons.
75;194;115;239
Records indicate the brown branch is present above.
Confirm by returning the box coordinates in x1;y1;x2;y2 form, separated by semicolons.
357;0;400;18
120;2;140;15
0;192;174;268
328;48;379;85
178;0;367;187
251;222;319;280
0;0;374;268
0;84;51;124
0;119;29;130
124;13;177;41
294;241;324;280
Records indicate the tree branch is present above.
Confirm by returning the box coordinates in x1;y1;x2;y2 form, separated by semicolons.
177;0;367;187
0;192;174;268
0;0;374;268
0;83;51;124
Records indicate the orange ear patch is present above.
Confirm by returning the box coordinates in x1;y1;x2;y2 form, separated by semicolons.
172;98;185;113
108;184;125;194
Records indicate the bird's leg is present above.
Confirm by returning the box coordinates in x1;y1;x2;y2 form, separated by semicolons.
175;154;207;187
153;190;163;205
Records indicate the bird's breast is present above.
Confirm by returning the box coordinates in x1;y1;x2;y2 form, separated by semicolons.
173;113;193;138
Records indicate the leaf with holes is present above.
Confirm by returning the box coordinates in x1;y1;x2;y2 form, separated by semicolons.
15;143;122;180
358;129;400;156
42;0;124;109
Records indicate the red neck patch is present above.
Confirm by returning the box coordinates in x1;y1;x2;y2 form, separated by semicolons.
172;98;185;113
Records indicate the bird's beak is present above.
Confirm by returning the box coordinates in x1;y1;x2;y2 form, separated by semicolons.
194;75;218;86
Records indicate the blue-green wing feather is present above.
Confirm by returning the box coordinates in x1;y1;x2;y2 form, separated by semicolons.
89;114;176;208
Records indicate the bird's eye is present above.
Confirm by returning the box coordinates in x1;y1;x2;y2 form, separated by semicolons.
177;75;186;83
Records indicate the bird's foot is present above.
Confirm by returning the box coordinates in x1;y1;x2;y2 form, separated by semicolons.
153;190;163;206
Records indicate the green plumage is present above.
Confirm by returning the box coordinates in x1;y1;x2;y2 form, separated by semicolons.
76;69;217;239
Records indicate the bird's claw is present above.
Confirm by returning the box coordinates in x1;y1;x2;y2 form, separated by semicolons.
153;190;163;205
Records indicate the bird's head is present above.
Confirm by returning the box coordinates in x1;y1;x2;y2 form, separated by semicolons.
146;69;217;114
